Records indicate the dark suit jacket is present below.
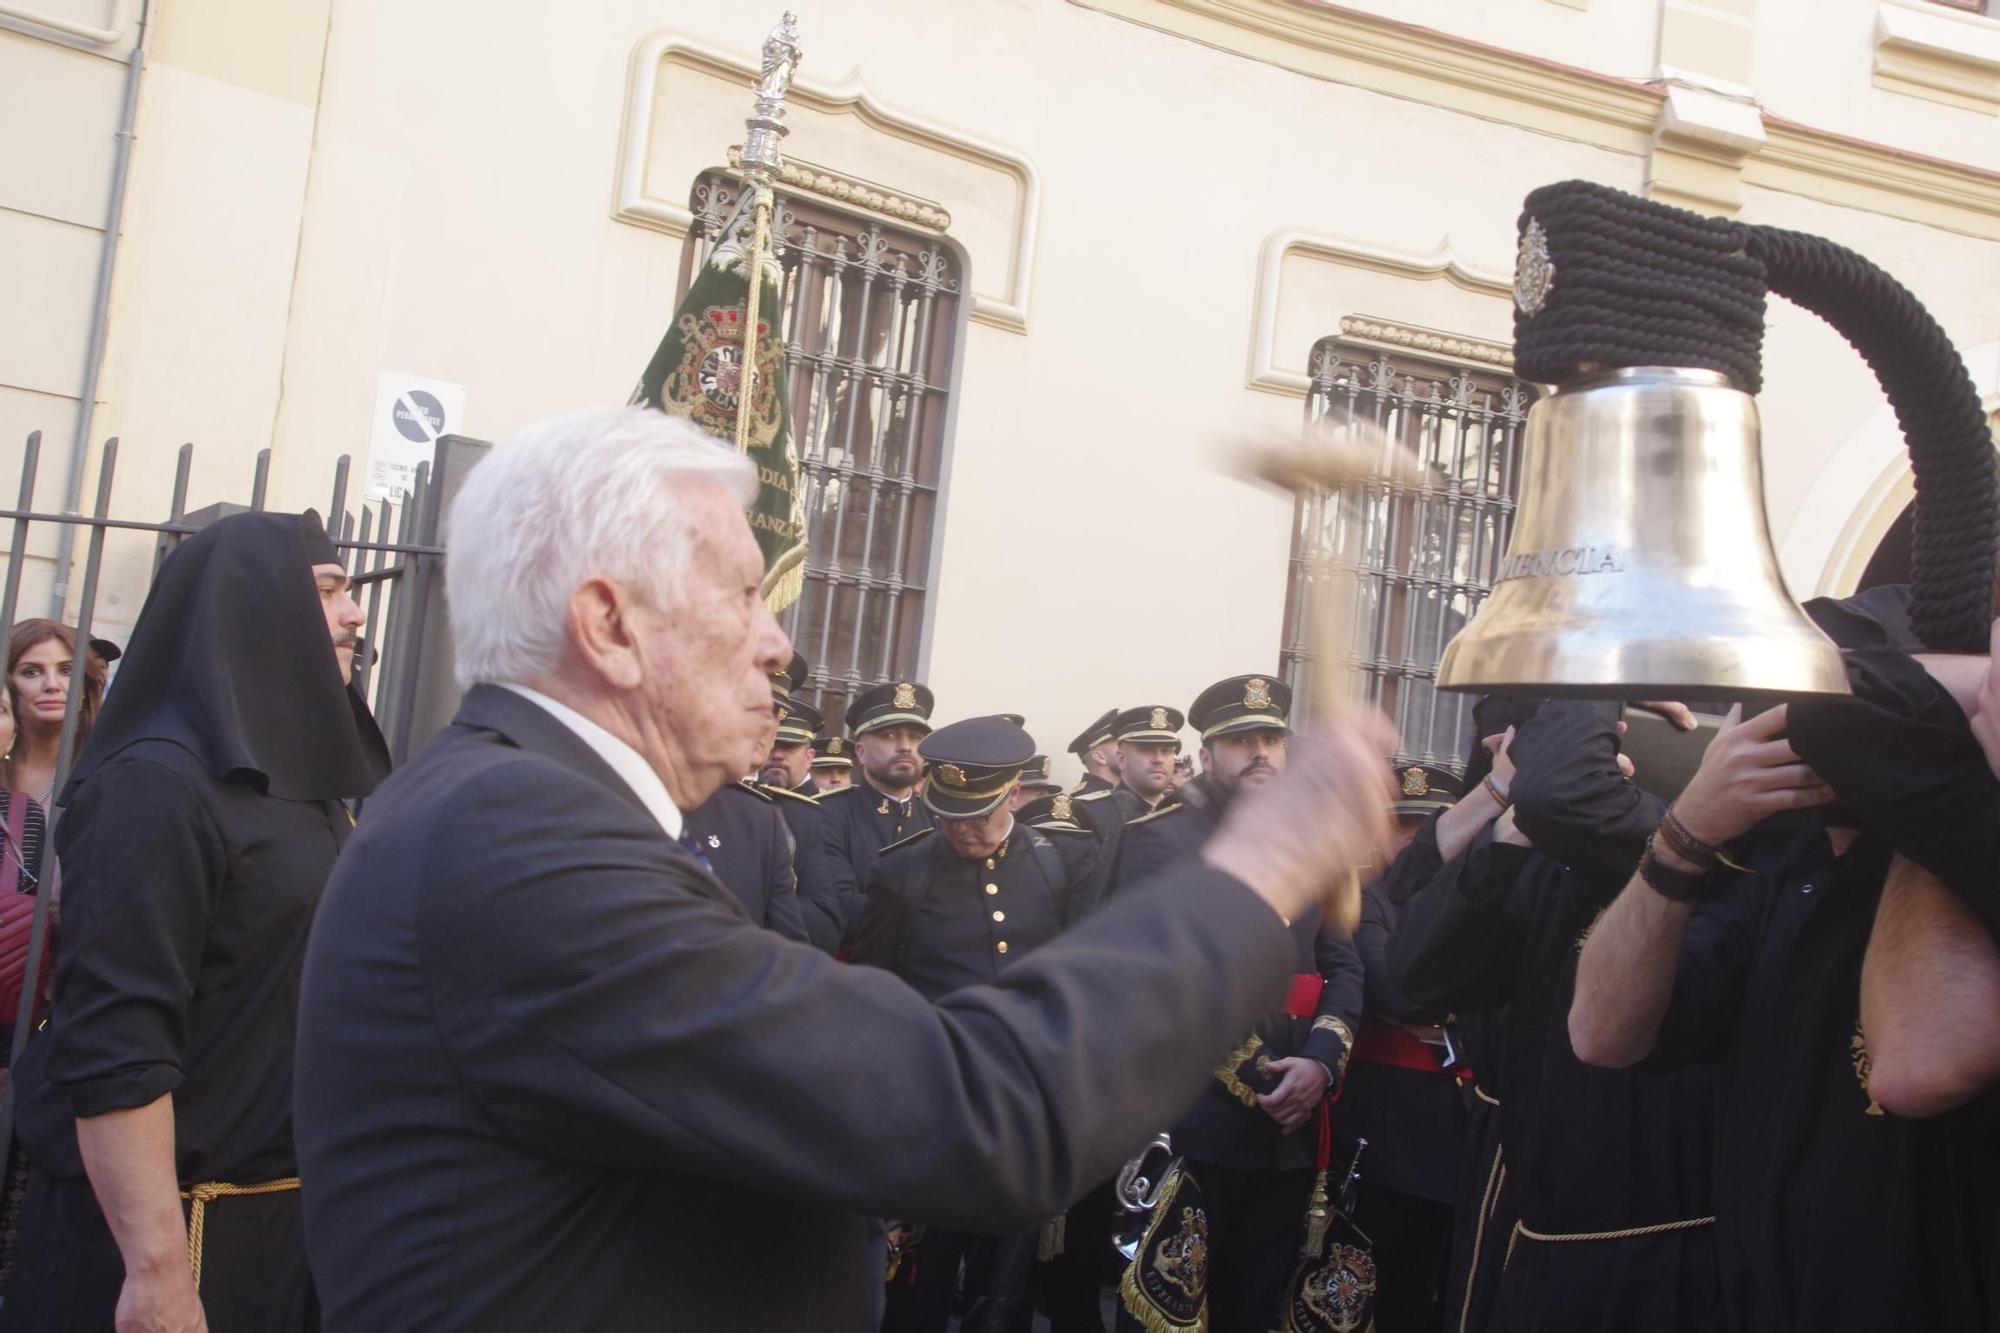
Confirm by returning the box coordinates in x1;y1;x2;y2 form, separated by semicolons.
296;686;1297;1331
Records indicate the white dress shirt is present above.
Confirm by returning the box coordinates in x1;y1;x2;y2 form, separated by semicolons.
499;683;683;841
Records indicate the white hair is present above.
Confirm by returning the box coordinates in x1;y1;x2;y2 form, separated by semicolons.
446;405;758;690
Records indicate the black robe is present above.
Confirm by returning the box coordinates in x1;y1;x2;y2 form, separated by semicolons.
3;511;386;1333
1643;645;2000;1333
4;742;350;1333
1385;702;1722;1333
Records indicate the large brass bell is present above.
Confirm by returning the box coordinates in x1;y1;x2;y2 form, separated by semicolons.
1436;367;1849;700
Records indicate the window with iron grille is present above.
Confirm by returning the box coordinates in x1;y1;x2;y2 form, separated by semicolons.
1281;340;1534;774
679;170;965;726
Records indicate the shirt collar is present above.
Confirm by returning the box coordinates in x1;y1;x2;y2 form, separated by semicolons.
499;683;683;841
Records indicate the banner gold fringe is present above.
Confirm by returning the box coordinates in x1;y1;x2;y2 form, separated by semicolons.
761;542;807;615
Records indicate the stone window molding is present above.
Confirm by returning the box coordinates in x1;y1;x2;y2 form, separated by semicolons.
616;31;1040;332
1248;229;1513;397
1872;1;2000;114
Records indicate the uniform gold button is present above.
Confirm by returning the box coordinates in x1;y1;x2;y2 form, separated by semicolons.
984;883;999;896
992;909;1006;923
996;940;1009;954
985;858;995;870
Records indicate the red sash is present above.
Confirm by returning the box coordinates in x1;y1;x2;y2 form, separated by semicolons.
1284;973;1323;1018
1351;1017;1456;1075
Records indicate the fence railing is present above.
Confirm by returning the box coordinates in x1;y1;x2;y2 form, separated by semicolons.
0;428;485;1147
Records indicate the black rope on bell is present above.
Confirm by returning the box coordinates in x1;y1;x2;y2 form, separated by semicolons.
1510;179;1997;655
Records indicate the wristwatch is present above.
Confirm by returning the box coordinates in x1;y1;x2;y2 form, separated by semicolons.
1638;841;1722;904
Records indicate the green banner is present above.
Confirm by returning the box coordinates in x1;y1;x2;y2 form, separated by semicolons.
636;186;807;610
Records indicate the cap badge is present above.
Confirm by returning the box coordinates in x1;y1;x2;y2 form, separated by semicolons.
1052;793;1073;822
776;705;790;723
1244;677;1272;711
1401;766;1429;797
935;762;967;788
1150;707;1170;731
893;682;917;710
1515;218;1555;317
828;737;845;756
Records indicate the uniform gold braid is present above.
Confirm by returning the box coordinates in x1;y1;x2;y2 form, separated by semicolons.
1211;1034;1265;1108
181;1177;301;1288
1310;1014;1356;1083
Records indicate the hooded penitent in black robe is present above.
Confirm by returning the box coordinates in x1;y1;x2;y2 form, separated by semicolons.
1385;701;1723;1333
2;512;388;1333
1641;591;2000;1333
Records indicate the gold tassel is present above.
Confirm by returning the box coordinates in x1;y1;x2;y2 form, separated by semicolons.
1038;1214;1067;1262
761;546;807;614
1302;1169;1332;1260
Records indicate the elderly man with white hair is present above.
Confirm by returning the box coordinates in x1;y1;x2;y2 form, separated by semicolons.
294;406;1397;1332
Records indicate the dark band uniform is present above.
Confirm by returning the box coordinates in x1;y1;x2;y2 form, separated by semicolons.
1113;676;1363;1333
817;682;936;940
681;781;809;941
1384;702;1721;1333
773;694;826;799
1070;705;1184;914
851;717;1100;1333
810;732;853;784
1017;754;1064;802
1066;709;1118;797
1331;763;1469;1333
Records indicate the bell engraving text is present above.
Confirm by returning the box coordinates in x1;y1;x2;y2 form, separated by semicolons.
1495;545;1624;582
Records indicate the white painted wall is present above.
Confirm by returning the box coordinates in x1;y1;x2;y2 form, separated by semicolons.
7;0;1996;773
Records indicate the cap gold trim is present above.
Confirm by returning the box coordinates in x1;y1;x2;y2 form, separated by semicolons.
854;711;933;736
1198;716;1290;742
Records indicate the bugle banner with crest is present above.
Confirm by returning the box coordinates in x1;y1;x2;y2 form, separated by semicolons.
634;13;808;612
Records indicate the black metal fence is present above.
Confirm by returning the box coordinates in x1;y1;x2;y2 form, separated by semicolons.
0;428;485;1143
1283;343;1532;772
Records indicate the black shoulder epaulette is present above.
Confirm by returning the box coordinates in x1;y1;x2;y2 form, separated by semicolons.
733;779;775;804
816;785;861;803
756;782;819;805
1029;820;1092;835
880;827;936;854
1126;803;1188;828
1075;789;1115;802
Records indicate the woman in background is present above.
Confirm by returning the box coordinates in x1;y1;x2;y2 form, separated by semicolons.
5;621;111;813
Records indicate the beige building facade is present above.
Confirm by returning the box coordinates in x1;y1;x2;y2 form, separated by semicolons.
5;0;1999;775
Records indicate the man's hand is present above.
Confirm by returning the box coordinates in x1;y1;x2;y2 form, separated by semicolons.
1968;620;2000;781
1256;1056;1328;1133
1203;712;1399;929
1669;704;1833;852
1631;701;1699;732
114;1263;207;1333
